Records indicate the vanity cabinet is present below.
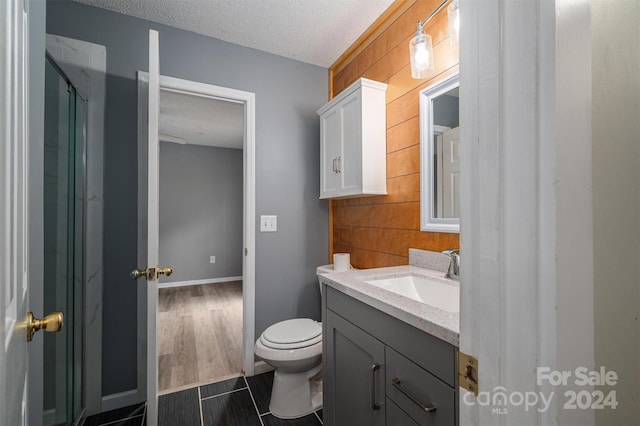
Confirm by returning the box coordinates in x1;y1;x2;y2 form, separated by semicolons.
317;78;387;199
323;286;458;426
325;309;385;426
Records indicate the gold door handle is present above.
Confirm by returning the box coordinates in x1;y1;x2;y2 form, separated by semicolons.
130;266;173;281
157;267;173;277
131;267;156;281
26;311;64;342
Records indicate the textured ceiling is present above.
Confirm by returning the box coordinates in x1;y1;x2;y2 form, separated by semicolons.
159;89;244;149
73;0;395;67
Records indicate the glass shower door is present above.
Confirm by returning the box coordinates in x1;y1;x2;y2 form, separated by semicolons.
43;55;86;426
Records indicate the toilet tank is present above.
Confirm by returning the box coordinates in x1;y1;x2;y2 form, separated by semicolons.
316;264;334;295
316;264;334;276
316;264;357;294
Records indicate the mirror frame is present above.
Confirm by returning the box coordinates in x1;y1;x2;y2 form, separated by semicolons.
419;72;460;233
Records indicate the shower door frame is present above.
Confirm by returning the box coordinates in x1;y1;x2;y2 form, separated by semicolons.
41;54;86;426
34;34;106;420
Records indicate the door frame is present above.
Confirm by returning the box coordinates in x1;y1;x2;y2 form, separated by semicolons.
459;0;594;425
136;72;256;400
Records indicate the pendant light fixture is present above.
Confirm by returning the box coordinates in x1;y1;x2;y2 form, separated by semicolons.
448;0;460;46
409;21;434;79
410;0;458;79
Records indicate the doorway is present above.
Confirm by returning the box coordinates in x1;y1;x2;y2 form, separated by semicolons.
136;68;256;421
42;53;87;425
156;90;246;392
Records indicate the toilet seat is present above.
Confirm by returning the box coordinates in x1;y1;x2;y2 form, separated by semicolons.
260;318;322;350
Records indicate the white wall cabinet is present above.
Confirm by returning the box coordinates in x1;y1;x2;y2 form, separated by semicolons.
317;78;387;199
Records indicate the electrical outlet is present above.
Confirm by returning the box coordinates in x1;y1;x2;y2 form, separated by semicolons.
210;256;216;263
260;215;277;232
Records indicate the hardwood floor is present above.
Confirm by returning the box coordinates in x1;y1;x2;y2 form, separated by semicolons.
158;281;243;393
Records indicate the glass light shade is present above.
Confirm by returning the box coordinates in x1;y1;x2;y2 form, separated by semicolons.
409;31;434;79
448;0;460;45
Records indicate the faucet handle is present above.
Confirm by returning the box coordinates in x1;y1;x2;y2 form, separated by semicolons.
442;248;460;279
442;248;460;257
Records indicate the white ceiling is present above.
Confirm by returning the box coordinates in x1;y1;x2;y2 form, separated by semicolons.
73;0;395;68
159;90;244;149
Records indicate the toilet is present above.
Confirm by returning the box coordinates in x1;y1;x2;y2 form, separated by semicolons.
254;264;334;419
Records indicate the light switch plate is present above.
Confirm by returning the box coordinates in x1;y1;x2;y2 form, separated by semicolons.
260;215;277;232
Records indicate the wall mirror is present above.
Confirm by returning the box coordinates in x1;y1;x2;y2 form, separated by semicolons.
420;73;460;233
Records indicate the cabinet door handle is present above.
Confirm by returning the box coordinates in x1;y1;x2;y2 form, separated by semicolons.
337;156;341;173
391;378;437;412
332;158;337;173
371;363;381;411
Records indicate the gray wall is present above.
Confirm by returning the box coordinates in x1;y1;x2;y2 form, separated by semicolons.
592;0;640;423
433;94;459;128
47;1;329;397
159;143;243;283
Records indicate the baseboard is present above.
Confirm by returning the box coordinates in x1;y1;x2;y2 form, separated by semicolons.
72;408;86;426
158;276;242;289
43;408;56;425
46;407;88;425
101;389;143;412
252;361;274;376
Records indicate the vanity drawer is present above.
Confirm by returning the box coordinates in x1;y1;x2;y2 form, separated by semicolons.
386;347;456;426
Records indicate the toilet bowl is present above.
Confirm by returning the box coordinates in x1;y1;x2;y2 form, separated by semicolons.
254;265;334;419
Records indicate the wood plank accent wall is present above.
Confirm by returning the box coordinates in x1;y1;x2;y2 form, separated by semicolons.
328;0;460;269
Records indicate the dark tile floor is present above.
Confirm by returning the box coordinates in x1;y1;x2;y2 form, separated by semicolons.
83;371;323;426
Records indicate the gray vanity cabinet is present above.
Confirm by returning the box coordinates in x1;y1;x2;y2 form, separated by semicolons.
325;309;385;426
323;286;458;426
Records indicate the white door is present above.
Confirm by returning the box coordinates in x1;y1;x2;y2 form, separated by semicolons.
340;91;363;194
1;0;30;424
135;33;257;423
145;28;161;426
441;126;460;218
132;29;164;426
319;107;341;197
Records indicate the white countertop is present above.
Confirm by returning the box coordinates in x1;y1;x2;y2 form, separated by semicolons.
319;265;460;346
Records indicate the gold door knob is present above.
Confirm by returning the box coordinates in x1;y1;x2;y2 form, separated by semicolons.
26;311;64;342
130;266;172;281
157;267;173;277
131;267;155;281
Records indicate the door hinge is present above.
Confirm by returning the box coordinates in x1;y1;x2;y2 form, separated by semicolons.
244;248;248;256
458;351;478;396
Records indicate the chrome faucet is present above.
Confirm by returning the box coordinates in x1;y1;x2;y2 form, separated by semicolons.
442;248;460;279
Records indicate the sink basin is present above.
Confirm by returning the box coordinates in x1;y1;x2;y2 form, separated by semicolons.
365;273;459;313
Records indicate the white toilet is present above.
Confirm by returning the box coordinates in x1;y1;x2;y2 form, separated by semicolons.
254;265;334;419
